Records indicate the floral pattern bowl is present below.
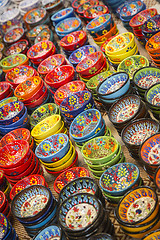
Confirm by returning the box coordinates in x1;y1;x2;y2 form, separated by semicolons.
24;8;47;27
100;163;140;196
51;7;75;25
4;27;24;45
117;55;149;79
34;28;53;44
0;54;28;71
72;0;88;10
84;5;109;22
60;90;94;119
33;225;62;240
55;17;82;35
54;167;89;193
77;0;99;17
81;136;119;165
145;83;160;108
142;14;160;36
142;229;160;240
0;82;11;100
26;25;49;43
4;39;29;57
154;164;160;191
119;0;145;20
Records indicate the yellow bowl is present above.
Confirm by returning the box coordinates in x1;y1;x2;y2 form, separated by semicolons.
45;146;76;172
39;140;73;167
4;182;10;198
94;40;104;47
31;114;62;140
105;32;135;56
63;128;67;134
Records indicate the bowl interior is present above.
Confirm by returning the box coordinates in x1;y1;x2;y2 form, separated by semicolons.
77;0;98;13
146;83;160;106
4;27;24;43
35;28;52;43
52;7;72;20
27;25;49;39
120;0;144;18
5;40;28;56
0;101;24;121
25;8;46;24
33;225;61;240
60;30;86;47
84;5;108;18
76;51;102;71
56;17;81;33
27;41;53;59
0;82;10;94
1;54;26;68
87;13;111;30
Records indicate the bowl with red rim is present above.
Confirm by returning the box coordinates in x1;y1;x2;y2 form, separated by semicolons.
72;0;88;11
38;54;66;76
24;88;49;109
30;46;56;66
60;30;87;51
27;41;54;62
10;174;46;200
53;166;89;193
4;39;29;57
0;82;11;100
84;5;109;23
3;27;25;45
77;0;99;17
0;140;30;169
76;51;104;77
45;65;75;89
5;65;38;89
54;80;86;105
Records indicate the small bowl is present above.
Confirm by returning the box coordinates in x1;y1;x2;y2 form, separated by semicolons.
142;229;160;240
84;5;109;22
51;7;74;25
4;39;29;57
4;27;24;45
95;23;118;43
145;32;160;54
24;8;47;27
77;0;99;17
26;25;49;42
55;17;81;35
33;225;62;240
0;213;9;238
34;28;53;44
72;0;88;10
142;14;160;36
0;54;28;71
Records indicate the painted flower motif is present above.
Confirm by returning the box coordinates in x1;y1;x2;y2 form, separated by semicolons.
41;42;48;49
33;77;39;85
125;59;132;66
39;106;46;113
137;15;144;23
147;21;153;29
58;91;64;99
83;92;90;101
14;102;20;109
140;58;146;64
103;175;111;185
69;96;77;105
15;186;23;194
78;32;84;40
42;143;51;152
75;51;82;59
118;167;127;177
69;84;77;92
14;68;19;74
76;115;85;125
67;35;73;43
59;136;64;145
89;67;97;75
30;178;38;185
66;171;74;180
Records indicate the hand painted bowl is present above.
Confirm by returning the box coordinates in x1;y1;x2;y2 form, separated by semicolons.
96;72;130;100
89;233;114;240
4;39;29;57
55;17;81;35
4;27;24;45
77;0;99;17
54;80;85;105
119;0;145;20
0;82;11;100
30;103;60;128
117;55;149;79
31;114;62;140
69;109;102;141
69;45;97;66
72;0;88;10
54;167;89;193
60;30;87;51
105;32;135;56
100;163;140;196
34;28;53;44
142;15;160;36
81;136;119;164
145;83;160;108
11;185;52;222
6;65;38;89
51;7;74;25
45;65;75;89
14;76;42;100
145;31;160;54
0;54;28;71
33;225;62;240
60;90;93;119
84;5;109;22
26;25;49;42
76;51;104;77
24;8;47;26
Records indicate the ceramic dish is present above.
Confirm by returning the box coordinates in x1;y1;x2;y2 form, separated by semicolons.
4;39;29;57
4;27;24;45
24;8;47;26
77;0;99;16
145;83;160;107
84;5;109;21
119;0;145;20
51;7;74;24
55;17;82;35
33;225;62;240
0;82;11;100
0;54;28;71
34;28;53;44
26;25;49;41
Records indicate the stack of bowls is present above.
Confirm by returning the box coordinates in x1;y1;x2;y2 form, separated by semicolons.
55;17;82;39
5;65;38;89
0;213;19;239
33;225;64;240
96;72;130;110
83;5;109;24
99;163;141;205
76;0;99;19
133;67;160;100
57;192;115;239
108;94;149;136
10;174;47;201
0;140;42;186
54;80;86;105
129;8;157;45
35;133;77;176
142;229;160;240
76;51;108;82
121;118;159;159
71;0;89;12
139;133;160;181
105;32;138;66
34;28;54;44
14;76;51;112
42;0;64;16
30;103;60;129
145;32;160;67
115;186;160;239
60;90;94;125
102;0;125;14
0;96;17;107
3;27;25;46
4;39;29;57
51;7;75;26
27;41;56;66
26;25;50;44
0;191;11;218
11;185;58;238
0;100;29;136
31;114;66;144
0;82;13;100
145;83;160;120
44;65;75;95
142;15;160;42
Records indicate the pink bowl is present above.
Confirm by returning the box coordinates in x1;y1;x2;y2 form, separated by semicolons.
0;82;11;100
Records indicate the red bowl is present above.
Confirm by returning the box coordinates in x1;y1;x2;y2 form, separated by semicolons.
72;0;88;10
30;160;41;176
38;54;66;75
29;137;34;150
76;51;104;77
0;191;6;212
0;140;30;169
4;39;29;57
25;87;48;109
0;82;11;100
83;5;109;21
77;0;99;16
60;30;87;51
1;200;9;216
45;65;75;88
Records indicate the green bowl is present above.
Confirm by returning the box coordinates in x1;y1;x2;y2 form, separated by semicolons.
0;54;27;70
0;97;18;108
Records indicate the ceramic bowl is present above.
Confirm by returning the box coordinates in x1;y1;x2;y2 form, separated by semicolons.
14;76;42;100
55;17;82;35
142;229;160;240
145;32;160;54
154;163;160;191
0;213;9;238
33;225;62;240
95;23;118;44
34;28;53;44
0;54;28;71
60;30;87;51
72;0;88;10
84;5;109;22
4;39;29;57
31;114;61;140
45;65;75;89
117;55;149;79
100;163;140;196
0;82;11;100
142;14;160;36
26;25;49;42
30;103;60;128
24;8;47;27
119;0;145;20
4;27;24;45
51;7;74;25
145;83;160;108
96;72;130;100
69;109;102;141
54;167;89;193
42;0;63;14
77;0;99;17
81;136;119;164
60;90;93;119
6;65;38;89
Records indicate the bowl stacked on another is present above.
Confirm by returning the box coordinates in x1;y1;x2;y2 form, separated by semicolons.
0;171;10;199
33;225;63;240
115;186;160;239
0;191;11;219
99;163;142;205
0;82;14;100
83;5;109;24
51;7;75;26
102;0;125;14
142;14;160;42
11;185;58;238
76;0;99;19
0;213;19;239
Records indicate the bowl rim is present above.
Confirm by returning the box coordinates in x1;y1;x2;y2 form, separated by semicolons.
86;13;111;32
83;4;108;19
27;40;53;60
51;7;73;22
144;82;160;108
4;39;29;57
59;30;87;48
55;17;81;34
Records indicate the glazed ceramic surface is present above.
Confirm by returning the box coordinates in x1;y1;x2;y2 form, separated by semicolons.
142;14;160;34
35;28;52;43
0;54;27;69
117;55;149;79
54;167;89;193
84;5;108;19
34;225;61;240
4;27;24;44
146;83;160;106
72;0;88;9
142;230;160;240
27;41;53;59
77;1;99;14
0;213;8;238
120;0;144;18
25;8;46;24
27;25;49;39
56;17;81;34
5;40;28;56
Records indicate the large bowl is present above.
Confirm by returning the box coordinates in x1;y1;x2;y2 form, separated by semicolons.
4;39;29;57
119;0;145;20
23;7;47;27
0;54;28;71
4;27;24;45
55;17;82;35
142;14;160;36
51;7;74;25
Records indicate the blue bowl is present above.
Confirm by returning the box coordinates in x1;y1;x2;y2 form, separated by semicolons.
56;25;82;39
97;72;130;100
69;45;97;66
33;225;62;240
51;7;75;25
35;133;69;162
55;17;82;35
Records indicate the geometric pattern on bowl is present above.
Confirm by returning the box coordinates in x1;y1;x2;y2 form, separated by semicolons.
117;55;149;79
69;109;102;140
100;163;140;196
53;167;90;193
146;83;160;106
33;225;61;240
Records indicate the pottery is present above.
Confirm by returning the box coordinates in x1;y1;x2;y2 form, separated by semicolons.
0;213;9;238
4;27;24;45
142;229;160;240
51;7;75;25
145;83;160;107
19;0;40;12
55;17;82;35
119;0;145;20
77;0;99;17
26;25;49;42
84;5;109;22
142;14;160;37
89;233;114;240
145;31;160;54
0;54;28;71
33;225;62;240
0;82;11;101
4;39;29;57
24;8;47;27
